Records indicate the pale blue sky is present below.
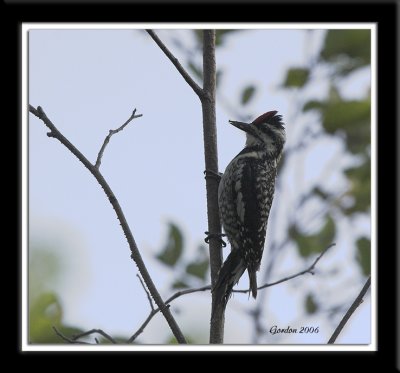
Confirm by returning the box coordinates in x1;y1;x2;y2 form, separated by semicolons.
28;27;371;345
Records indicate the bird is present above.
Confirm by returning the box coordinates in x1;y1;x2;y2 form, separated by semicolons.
212;110;286;316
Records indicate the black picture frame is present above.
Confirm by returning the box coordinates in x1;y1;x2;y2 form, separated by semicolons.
9;1;397;368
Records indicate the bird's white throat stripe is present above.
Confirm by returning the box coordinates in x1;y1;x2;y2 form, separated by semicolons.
235;151;260;161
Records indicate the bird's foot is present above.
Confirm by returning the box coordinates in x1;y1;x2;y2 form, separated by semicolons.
204;231;227;247
204;169;223;182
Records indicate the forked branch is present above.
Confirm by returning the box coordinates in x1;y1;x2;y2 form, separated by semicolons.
29;105;186;344
95;109;142;169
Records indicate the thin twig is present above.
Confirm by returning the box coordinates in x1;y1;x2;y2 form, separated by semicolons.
128;286;210;343
72;328;117;344
53;242;334;344
137;274;154;311
165;285;211;305
233;243;336;293
56;239;334;345
30;105;187;344
128;244;334;343
95;109;143;169
146;30;205;99
328;276;371;344
234;243;335;294
128;312;155;343
52;326;92;345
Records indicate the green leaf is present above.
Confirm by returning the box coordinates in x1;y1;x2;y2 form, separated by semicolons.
321;29;371;62
342;160;371;214
186;260;209;280
172;280;189;289
303;94;371;156
29;247;62;300
328;85;342;103
290;215;336;257
241;85;256;105
303;100;324;112
185;245;209;280
320;30;371;75
305;293;318;314
30;292;62;325
29;292;85;344
156;223;184;267
356;237;371;276
323;100;370;134
283;68;310;88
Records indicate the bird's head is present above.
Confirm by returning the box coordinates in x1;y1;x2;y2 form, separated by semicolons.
229;110;286;157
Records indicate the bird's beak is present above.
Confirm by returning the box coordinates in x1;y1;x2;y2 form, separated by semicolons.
229;120;257;135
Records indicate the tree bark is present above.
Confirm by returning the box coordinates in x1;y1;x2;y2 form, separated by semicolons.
201;30;224;344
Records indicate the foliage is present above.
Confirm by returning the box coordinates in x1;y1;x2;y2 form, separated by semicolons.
241;85;256;105
156;223;209;289
156;222;184;266
283;30;371;321
284;68;310;88
29;292;83;343
305;293;318;314
286;30;371;257
165;29;371;340
289;215;336;258
29;247;84;343
356;237;371;276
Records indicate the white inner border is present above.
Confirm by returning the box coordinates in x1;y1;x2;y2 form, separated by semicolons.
21;22;377;352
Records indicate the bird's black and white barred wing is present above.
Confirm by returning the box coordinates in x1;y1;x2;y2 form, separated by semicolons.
233;158;276;269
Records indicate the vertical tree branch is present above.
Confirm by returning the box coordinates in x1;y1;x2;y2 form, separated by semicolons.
201;30;224;344
146;29;224;343
29;105;187;344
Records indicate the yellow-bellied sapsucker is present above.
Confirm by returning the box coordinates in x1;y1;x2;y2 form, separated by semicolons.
213;110;285;315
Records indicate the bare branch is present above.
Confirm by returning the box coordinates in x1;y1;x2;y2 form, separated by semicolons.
137;274;154;311
54;239;334;344
72;329;117;344
30;105;187;344
128;286;210;343
146;29;222;343
234;243;335;294
165;285;211;305
95;109;143;169
328;276;371;344
199;30;224;344
128;243;334;342
52;326;92;345
146;30;205;100
55;239;334;345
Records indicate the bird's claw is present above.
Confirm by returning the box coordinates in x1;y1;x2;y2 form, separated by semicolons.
204;231;227;247
204;169;223;182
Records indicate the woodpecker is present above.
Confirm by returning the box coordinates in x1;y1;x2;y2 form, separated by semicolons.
212;110;285;315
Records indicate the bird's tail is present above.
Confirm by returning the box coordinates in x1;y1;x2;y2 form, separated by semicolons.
211;250;246;318
248;267;258;299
